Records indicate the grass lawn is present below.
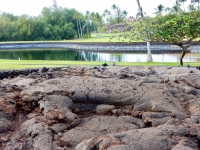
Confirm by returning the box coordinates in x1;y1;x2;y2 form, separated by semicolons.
0;33;198;44
0;59;199;70
0;33;130;44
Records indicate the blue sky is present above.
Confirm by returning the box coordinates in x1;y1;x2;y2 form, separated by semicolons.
0;0;191;17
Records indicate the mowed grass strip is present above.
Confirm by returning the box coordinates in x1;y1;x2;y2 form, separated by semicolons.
0;59;199;70
0;33;129;44
0;33;198;44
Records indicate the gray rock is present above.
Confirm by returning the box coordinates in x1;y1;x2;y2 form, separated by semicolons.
0;117;12;133
20;116;53;150
5;139;33;150
121;116;146;128
22;95;38;102
50;123;68;134
96;104;116;115
171;144;195;150
39;67;48;73
61;116;138;147
39;95;77;122
76;127;175;150
77;124;197;150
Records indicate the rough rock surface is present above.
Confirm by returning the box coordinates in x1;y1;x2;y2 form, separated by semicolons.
0;66;200;150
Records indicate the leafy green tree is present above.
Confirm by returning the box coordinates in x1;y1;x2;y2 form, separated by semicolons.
1;12;18;21
61;23;76;39
0;3;90;41
128;11;200;65
17;15;32;40
0;16;10;41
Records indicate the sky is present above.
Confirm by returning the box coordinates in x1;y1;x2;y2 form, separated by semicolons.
0;0;192;17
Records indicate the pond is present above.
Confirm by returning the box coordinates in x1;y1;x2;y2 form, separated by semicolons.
0;48;200;62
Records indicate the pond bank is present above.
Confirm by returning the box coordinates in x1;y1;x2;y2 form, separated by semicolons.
0;42;185;53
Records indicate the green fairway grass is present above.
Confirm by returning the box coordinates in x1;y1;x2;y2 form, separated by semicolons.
0;33;130;44
0;59;199;70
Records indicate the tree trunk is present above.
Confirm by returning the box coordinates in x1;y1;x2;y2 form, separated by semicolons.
93;23;96;33
179;48;186;66
136;0;152;62
77;20;80;39
79;18;83;39
87;20;89;38
147;41;153;62
136;0;144;18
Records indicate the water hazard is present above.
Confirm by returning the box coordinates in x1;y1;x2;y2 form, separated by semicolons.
0;48;200;62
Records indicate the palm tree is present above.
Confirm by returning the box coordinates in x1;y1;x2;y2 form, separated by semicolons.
122;10;128;17
86;11;90;38
73;12;81;39
175;0;183;12
179;0;187;11
136;0;152;62
154;4;165;16
103;9;111;24
78;13;83;39
191;0;200;10
52;0;58;9
188;4;197;10
172;5;180;14
103;9;110;16
136;0;144;18
120;10;128;22
116;7;122;23
135;11;146;18
95;12;103;38
90;12;97;33
166;0;182;14
111;4;118;16
165;7;171;14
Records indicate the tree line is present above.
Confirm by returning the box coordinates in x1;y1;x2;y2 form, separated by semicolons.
0;0;134;42
154;0;200;16
0;2;104;42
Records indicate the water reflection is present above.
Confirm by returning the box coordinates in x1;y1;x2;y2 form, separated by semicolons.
0;49;200;62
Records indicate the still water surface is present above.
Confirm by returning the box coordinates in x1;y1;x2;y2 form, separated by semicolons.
0;49;200;62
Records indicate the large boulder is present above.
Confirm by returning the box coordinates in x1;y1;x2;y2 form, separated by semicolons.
60;115;139;147
76;124;198;150
39;95;77;122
